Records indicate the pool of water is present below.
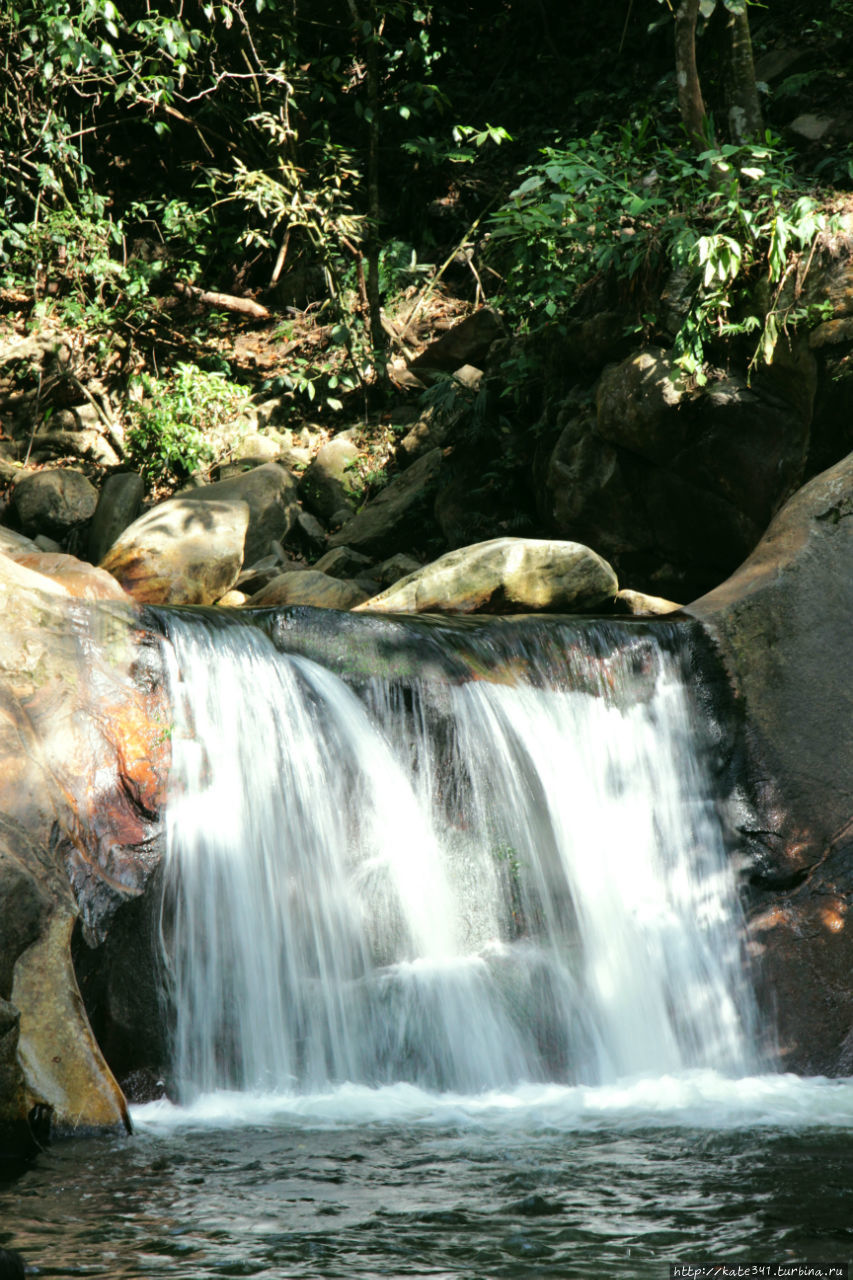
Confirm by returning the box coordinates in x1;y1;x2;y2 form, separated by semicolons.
3;1074;853;1279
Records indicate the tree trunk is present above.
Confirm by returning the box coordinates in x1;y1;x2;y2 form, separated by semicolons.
725;8;763;144
345;0;387;382
674;0;713;151
364;9;386;366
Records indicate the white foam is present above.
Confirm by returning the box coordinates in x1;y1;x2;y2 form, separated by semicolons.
131;1071;853;1135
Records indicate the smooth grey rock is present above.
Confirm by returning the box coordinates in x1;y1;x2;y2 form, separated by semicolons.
408;308;503;376
248;569;368;610
12;469;98;540
0;529;39;555
612;588;681;616
88;472;145;564
357;537;618;615
175;461;299;565
99;498;249;604
30;429;120;469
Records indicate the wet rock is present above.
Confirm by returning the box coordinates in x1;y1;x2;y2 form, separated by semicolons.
688;450;853;1074
299;438;361;521
357;537;618;615
175;461;299;565
12;469;98;540
100;498;249;605
0;558;169;1144
328;448;443;559
249;569;368;610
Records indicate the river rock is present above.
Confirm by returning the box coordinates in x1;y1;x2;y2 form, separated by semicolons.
175;461;299;565
100;498;249;605
356;537;618;615
327;448;443;558
299;438;361;521
12;468;99;540
88;473;145;563
688;450;853;1074
313;546;374;579
6;552;129;602
375;553;422;587
248;570;368;610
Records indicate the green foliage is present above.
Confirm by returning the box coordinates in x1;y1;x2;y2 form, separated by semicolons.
488;121;830;380
124;363;249;484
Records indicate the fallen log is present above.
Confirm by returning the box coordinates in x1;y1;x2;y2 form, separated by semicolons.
173;282;271;321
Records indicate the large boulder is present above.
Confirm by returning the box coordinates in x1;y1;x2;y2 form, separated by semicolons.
688;451;853;1074
176;461;300;565
0;554;169;1150
100;498;249;605
357;537;618;615
327;448;443;559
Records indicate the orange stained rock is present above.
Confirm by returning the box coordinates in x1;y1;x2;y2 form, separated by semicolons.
820;902;846;933
98;686;171;816
749;906;792;933
8;552;130;602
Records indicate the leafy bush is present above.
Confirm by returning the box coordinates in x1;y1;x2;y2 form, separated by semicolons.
125;363;250;485
488;120;831;379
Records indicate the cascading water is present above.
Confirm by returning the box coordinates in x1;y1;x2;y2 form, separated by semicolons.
157;610;759;1103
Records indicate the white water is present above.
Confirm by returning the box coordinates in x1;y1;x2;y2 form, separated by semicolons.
133;1072;853;1134
159;615;760;1107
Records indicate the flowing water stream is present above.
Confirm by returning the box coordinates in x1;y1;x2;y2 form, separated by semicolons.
3;610;852;1278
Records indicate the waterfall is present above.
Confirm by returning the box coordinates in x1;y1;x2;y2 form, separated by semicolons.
157;610;759;1101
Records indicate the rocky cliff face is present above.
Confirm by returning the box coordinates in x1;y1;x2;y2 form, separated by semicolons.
0;555;168;1155
689;451;853;1074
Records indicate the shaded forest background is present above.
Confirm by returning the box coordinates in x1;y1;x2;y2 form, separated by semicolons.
1;0;852;556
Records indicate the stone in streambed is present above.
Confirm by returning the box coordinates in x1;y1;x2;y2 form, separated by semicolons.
357;537;618;615
248;570;368;610
100;498;249;605
176;461;299;565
